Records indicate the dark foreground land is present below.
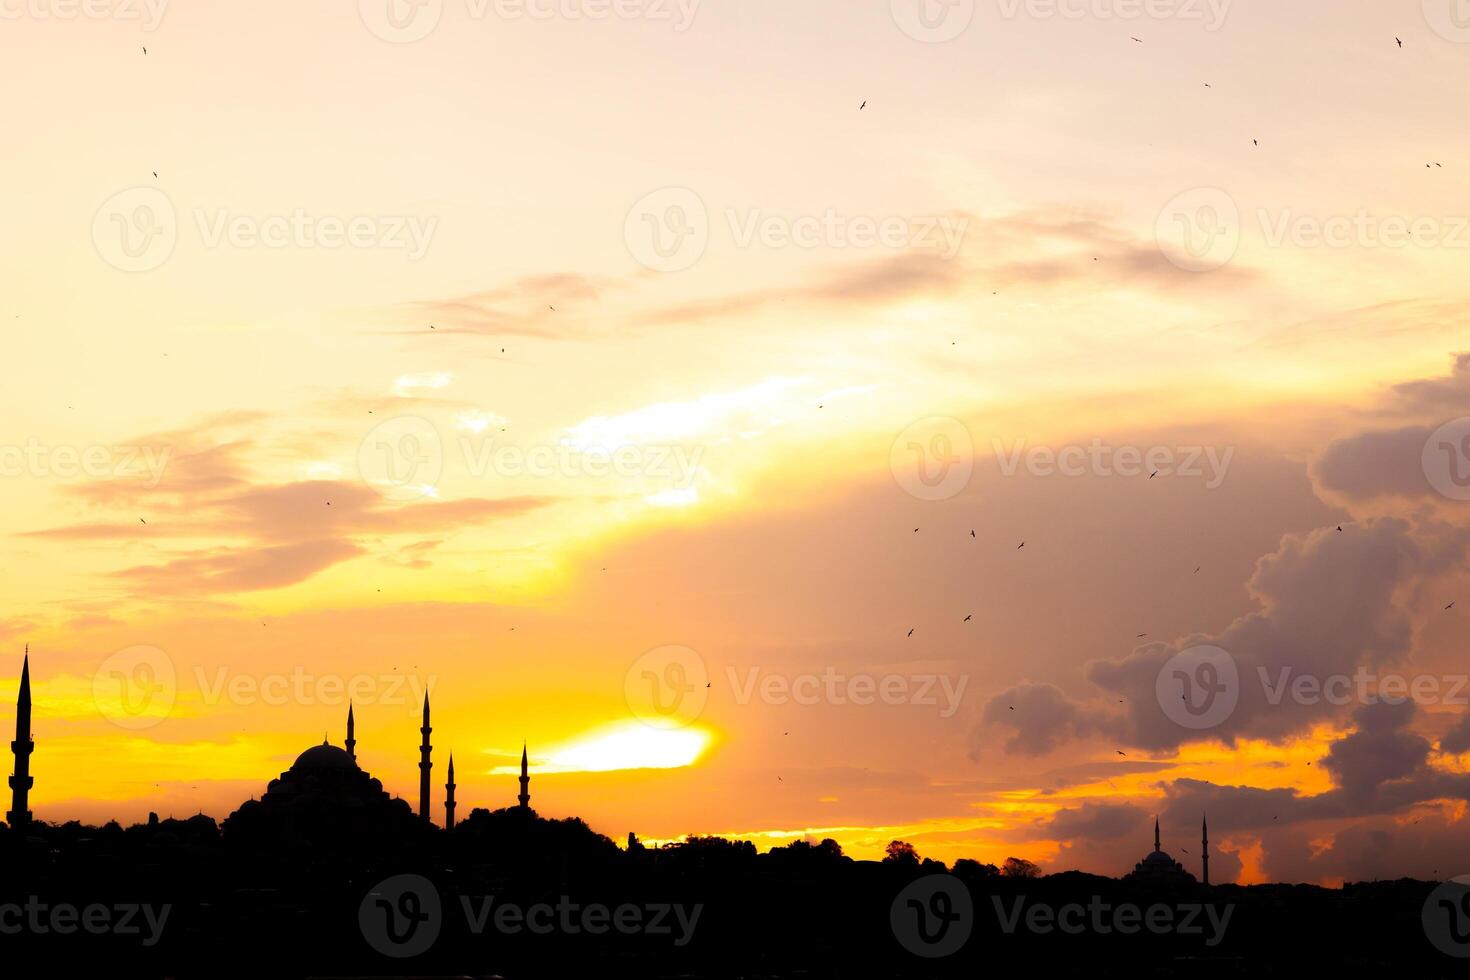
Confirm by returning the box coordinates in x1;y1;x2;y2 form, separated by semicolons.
0;811;1462;979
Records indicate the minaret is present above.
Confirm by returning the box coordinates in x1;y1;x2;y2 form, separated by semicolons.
8;648;34;828
345;702;356;765
1201;813;1210;885
444;754;456;829
518;741;530;809
418;692;432;823
1153;816;1161;853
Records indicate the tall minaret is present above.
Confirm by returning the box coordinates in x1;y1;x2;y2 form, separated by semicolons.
418;693;432;823
444;754;457;829
8;648;34;829
345;702;356;765
518;741;530;809
1153;816;1161;853
1201;813;1210;885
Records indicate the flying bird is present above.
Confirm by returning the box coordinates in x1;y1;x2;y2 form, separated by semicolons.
1130;36;1142;43
1017;541;1025;549
1447;602;1456;610
1116;750;1127;756
859;100;866;110
970;530;976;538
1397;37;1403;48
964;615;972;622
907;628;914;637
1136;633;1147;638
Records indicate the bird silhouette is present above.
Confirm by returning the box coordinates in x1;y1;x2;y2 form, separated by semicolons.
859;100;866;110
906;628;914;637
1017;541;1025;549
1397;37;1403;48
964;615;972;622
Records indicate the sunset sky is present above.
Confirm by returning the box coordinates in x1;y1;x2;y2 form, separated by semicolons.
4;1;1470;884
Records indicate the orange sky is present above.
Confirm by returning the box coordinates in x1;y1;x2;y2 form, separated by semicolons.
4;1;1470;882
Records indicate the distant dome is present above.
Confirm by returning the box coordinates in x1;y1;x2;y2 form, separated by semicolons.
291;742;356;771
1142;850;1179;866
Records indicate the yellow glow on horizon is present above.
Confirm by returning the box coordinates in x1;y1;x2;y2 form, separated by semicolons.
493;721;714;776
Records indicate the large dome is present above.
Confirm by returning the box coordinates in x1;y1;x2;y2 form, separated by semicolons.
291;742;356;771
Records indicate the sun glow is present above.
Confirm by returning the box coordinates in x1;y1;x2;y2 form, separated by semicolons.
495;722;714;775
